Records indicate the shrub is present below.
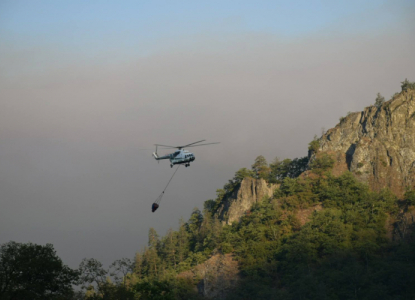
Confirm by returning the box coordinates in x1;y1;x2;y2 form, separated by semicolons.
375;93;385;108
308;135;320;153
309;153;335;171
401;78;415;91
404;189;415;206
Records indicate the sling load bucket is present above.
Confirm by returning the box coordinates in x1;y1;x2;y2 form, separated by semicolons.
150;165;180;213
152;203;159;213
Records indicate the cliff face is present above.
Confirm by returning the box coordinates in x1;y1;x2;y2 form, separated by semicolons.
215;178;277;225
178;253;239;300
213;90;415;229
318;89;415;196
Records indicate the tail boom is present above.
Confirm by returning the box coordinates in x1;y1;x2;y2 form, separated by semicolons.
153;152;170;160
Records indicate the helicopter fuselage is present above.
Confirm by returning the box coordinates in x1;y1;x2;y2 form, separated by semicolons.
153;149;195;167
152;140;218;168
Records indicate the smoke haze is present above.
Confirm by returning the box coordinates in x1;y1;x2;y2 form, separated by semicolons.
1;0;414;267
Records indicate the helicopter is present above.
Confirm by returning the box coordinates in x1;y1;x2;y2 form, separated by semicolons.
152;140;219;168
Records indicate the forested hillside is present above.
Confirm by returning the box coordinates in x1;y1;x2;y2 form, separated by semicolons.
125;164;415;300
122;81;415;300
2;82;415;299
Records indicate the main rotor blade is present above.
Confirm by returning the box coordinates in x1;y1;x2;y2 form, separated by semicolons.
184;142;220;148
180;140;206;148
155;140;207;149
154;144;178;148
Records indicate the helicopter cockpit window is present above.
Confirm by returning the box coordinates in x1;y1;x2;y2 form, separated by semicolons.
173;151;180;157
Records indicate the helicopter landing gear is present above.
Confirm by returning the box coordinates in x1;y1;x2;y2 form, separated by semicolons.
185;163;190;167
170;164;173;168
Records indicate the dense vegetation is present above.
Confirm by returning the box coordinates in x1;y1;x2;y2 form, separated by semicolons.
0;242;79;299
103;153;414;299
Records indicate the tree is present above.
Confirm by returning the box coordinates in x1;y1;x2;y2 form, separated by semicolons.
404;189;415;206
401;78;415;91
269;157;292;183
134;253;143;280
309;153;335;173
269;157;308;183
148;228;160;250
161;229;178;270
187;208;204;235
234;168;255;183
176;218;189;264
204;199;216;213
308;135;320;153
289;157;309;177
251;155;270;180
375;93;385;108
78;258;108;295
0;241;78;300
146;228;161;278
109;258;134;286
133;280;175;300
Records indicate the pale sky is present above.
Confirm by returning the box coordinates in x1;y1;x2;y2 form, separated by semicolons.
1;0;414;268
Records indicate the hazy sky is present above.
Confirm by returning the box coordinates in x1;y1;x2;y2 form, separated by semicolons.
1;0;415;268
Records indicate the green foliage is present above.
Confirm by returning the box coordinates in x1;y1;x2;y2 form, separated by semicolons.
133;281;175;300
309;153;335;173
404;189;415;206
203;199;216;212
233;167;255;183
215;188;226;202
85;283;136;300
308;135;320;153
251;155;270;180
268;157;308;183
219;242;233;254
401;78;415;91
375;92;385;108
0;241;78;300
78;258;108;292
276;177;318;210
128;156;411;299
228;172;408;299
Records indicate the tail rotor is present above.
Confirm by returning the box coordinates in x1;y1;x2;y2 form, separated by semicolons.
152;145;160;163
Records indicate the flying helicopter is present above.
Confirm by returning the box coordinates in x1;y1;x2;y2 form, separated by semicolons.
152;140;219;168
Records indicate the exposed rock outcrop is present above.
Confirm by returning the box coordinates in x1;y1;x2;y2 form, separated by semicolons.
178;253;239;300
214;178;278;225
317;89;415;197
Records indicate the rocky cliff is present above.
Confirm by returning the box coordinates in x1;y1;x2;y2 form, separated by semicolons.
317;89;415;196
213;89;415;229
214;178;277;225
179;253;239;300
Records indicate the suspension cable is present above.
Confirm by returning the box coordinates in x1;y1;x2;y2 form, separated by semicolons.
154;165;180;205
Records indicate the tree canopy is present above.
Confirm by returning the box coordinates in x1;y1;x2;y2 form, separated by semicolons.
375;92;385;108
0;241;78;300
